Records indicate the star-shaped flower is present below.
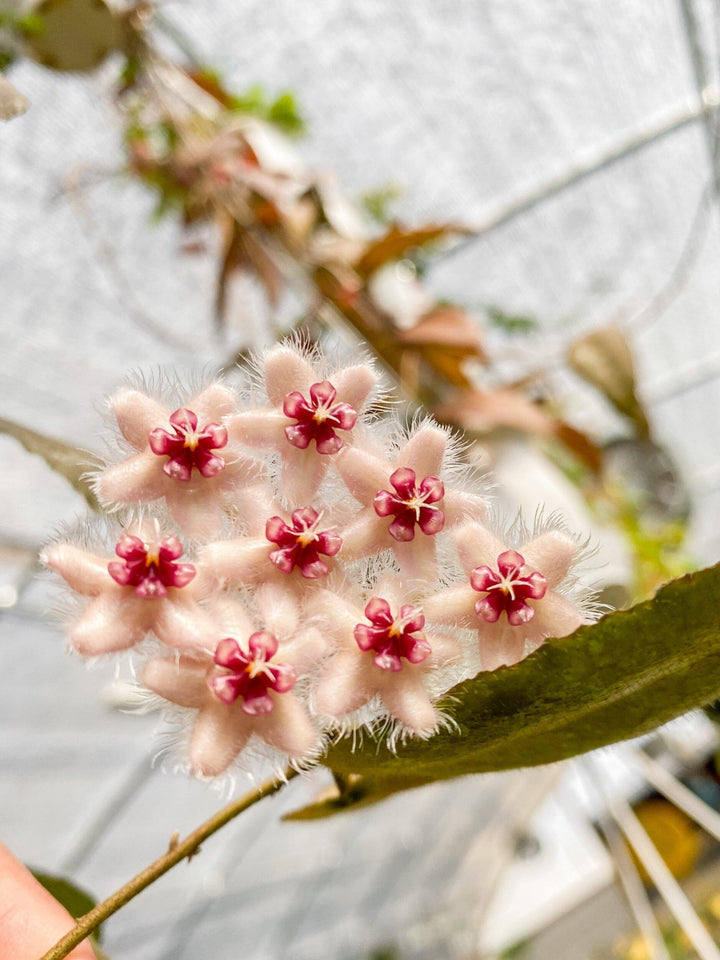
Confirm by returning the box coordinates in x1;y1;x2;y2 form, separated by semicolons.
96;382;262;540
227;342;378;504
200;486;344;592
311;580;460;739
42;521;217;657
422;522;589;670
336;423;487;581
142;589;322;777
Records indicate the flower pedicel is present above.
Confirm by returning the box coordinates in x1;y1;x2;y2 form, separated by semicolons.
45;340;597;780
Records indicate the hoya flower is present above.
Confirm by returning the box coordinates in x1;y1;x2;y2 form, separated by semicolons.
227;342;378;504
143;589;322;777
422;520;591;671
201;485;344;591
42;520;218;657
311;580;461;740
336;422;487;581
96;381;261;539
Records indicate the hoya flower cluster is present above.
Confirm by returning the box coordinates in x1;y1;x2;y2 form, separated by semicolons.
43;342;595;780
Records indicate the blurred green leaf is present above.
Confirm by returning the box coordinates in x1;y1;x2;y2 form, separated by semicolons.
360;184;403;225
267;92;304;135
0;416;101;510
31;870;102;941
325;563;720;788
487;306;538;335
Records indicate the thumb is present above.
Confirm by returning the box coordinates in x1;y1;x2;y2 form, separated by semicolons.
0;843;96;960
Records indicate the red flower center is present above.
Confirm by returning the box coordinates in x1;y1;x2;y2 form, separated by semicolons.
373;467;445;542
354;598;431;672
208;634;297;715
282;380;358;455
265;507;343;579
149;408;228;482
107;534;196;598
470;550;547;626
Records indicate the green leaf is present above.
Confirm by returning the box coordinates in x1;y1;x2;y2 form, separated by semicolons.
325;563;720;784
267;92;305;135
0;416;102;510
31;870;102;942
487;306;538;335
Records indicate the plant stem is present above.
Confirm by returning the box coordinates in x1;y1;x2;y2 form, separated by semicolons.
39;768;297;960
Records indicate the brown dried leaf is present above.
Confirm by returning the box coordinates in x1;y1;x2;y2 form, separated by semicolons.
568;325;649;435
0;416;101;509
354;222;469;277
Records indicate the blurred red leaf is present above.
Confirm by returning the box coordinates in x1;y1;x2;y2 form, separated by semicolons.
438;388;602;471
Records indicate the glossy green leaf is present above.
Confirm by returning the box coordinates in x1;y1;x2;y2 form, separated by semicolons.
0;416;101;510
325;563;720;784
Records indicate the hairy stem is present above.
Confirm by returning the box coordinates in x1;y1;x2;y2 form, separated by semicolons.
39;768;297;960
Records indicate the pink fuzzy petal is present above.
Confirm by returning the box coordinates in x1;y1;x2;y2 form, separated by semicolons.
443;490;488;527
455;522;505;574
152;599;217;653
192;383;236;422
392;535;438;581
338;512;389;560
331;364;377;412
280;446;329;504
380;674;438;736
398;426;446;478
478;624;528;671
314;655;373;717
264;346;317;406
97;453;169;505
201;539;271;586
521;531;578;589
143;657;209;707
189;703;252;777
71;595;148;655
164;486;226;542
335;447;391;504
111;389;169;450
227;410;288;448
259;695;318;757
422;585;477;627
42;544;110;596
530;592;586;640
